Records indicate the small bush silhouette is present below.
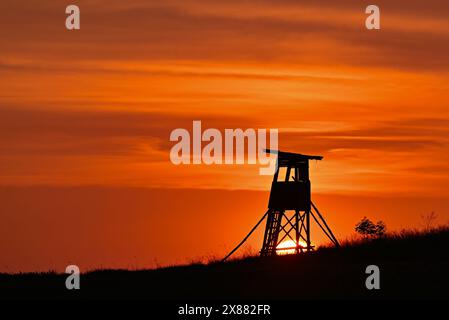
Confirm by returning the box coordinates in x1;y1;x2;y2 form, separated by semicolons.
355;217;386;238
420;211;438;231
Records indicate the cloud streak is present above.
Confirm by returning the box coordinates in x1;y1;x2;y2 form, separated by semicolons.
1;1;449;70
1;1;448;195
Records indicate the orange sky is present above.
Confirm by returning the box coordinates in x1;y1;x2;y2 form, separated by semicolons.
1;1;449;272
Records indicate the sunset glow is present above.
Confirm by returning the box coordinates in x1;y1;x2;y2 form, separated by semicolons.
1;0;449;272
276;240;309;255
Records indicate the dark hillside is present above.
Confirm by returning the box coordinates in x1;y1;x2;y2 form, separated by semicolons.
1;228;449;300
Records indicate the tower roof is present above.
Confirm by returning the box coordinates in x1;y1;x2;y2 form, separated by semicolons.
265;149;323;162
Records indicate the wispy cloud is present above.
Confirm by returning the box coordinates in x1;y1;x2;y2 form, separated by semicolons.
1;1;448;195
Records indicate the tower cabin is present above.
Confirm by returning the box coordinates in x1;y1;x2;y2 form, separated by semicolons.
266;149;322;212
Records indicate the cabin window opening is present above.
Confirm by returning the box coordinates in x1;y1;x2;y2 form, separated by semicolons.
277;167;287;182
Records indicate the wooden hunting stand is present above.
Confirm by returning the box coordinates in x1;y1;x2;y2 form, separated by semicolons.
223;149;339;261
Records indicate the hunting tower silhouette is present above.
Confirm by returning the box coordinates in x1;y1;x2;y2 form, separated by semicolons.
224;150;339;260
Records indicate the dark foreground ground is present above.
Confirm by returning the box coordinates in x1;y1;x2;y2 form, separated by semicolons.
1;228;449;300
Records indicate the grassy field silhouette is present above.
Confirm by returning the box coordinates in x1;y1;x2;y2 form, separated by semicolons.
1;227;448;300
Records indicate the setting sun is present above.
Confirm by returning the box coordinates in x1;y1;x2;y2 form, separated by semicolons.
276;240;309;255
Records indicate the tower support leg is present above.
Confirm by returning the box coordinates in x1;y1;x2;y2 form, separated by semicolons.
261;209;284;256
306;209;311;252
